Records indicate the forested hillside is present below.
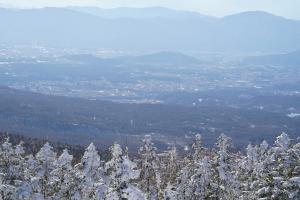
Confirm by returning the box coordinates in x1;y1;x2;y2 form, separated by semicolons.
0;133;299;199
1;86;299;150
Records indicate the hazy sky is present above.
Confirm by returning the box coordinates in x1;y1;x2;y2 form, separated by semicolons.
1;0;300;19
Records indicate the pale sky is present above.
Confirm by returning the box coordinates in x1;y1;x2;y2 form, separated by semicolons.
1;0;300;19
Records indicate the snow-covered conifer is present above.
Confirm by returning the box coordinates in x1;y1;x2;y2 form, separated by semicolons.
190;156;212;199
138;135;162;200
0;138;18;199
105;143;145;200
35;142;57;198
78;143;106;199
211;134;240;199
50;149;78;199
192;134;204;162
176;166;192;200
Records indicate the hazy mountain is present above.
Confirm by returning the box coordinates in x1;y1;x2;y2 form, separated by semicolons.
243;50;300;67
67;6;213;20
64;52;201;65
218;11;300;52
1;7;300;52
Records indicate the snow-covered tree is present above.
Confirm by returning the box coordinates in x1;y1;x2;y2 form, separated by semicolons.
176;165;192;200
191;134;204;162
189;156;213;199
138;135;162;200
50;149;79;199
162;144;178;187
262;133;299;199
0;138;15;181
211;134;240;199
0;138;18;199
35;142;57;198
17;154;39;199
105;143;145;200
77;143;106;199
238;143;259;199
287;140;300;199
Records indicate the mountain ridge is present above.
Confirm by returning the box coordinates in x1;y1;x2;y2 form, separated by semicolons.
66;6;215;20
1;7;300;52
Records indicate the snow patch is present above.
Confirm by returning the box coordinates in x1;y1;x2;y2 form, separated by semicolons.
287;113;300;118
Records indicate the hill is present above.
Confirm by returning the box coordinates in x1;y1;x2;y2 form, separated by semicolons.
1;7;300;52
243;50;300;67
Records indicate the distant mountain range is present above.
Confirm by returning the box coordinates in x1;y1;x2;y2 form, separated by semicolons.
1;7;300;52
243;50;300;67
67;6;214;20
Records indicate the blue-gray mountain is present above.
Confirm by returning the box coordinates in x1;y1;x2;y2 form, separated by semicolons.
1;7;300;52
67;6;214;20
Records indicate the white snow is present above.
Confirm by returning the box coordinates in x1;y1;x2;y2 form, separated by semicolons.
287;113;300;118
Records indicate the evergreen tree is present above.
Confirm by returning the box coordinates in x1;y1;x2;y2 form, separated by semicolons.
163;144;178;187
0;138;17;199
50;149;78;199
35;142;57;198
268;133;299;199
176;166;192;200
190;156;213;199
238;143;259;199
191;134;204;162
211;134;240;199
78;143;106;199
138;135;162;200
105;143;145;200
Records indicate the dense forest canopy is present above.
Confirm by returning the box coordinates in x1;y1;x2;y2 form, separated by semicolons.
0;132;299;199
